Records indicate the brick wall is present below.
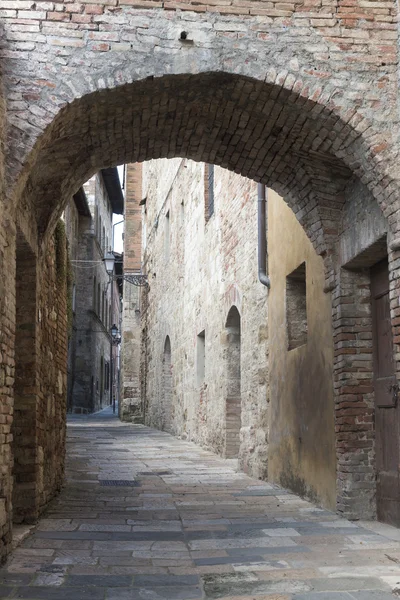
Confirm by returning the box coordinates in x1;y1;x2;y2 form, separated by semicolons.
0;217;16;562
3;2;399;267
120;164;144;422
36;224;68;515
12;223;68;529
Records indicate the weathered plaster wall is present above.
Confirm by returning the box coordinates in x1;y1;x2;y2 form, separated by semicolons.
139;159;269;476
268;189;336;510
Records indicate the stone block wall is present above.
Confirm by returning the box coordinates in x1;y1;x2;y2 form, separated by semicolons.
130;160;337;507
138;159;270;474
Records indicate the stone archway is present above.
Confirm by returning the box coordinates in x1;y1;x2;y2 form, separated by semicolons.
6;70;399;522
0;38;399;557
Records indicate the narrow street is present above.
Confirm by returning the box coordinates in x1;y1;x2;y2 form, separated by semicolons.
2;409;400;599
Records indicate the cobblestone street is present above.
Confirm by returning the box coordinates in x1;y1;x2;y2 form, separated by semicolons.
2;408;400;599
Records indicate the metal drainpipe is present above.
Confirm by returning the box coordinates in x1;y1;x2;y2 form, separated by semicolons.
258;183;271;288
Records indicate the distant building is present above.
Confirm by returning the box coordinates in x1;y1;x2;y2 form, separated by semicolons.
64;168;124;414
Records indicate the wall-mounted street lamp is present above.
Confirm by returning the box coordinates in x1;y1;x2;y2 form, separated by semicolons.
103;251;117;414
111;324;121;345
104;251;115;275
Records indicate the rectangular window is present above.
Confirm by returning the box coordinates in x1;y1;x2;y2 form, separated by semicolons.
94;205;98;237
93;277;97;311
204;164;214;221
286;262;307;350
196;330;206;386
105;362;109;391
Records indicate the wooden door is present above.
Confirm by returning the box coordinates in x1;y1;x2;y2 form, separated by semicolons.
371;258;400;526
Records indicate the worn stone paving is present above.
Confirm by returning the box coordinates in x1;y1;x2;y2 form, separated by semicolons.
2;408;400;599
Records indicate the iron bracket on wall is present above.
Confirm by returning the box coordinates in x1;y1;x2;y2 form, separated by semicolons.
122;273;149;288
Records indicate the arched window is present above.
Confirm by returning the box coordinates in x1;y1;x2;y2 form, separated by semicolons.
162;336;173;433
224;306;241;458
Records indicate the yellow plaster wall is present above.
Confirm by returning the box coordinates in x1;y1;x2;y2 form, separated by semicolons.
268;189;336;510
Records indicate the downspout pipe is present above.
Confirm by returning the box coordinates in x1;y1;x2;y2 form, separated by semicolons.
258;183;271;288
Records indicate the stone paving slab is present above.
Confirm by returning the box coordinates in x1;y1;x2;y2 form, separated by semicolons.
2;406;400;599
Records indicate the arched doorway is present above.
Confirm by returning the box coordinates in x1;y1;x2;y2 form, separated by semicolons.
224;307;241;459
162;336;173;433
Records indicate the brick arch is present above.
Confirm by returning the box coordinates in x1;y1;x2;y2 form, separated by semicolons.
12;71;397;266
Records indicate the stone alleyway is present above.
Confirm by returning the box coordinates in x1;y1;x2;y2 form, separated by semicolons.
2;409;400;599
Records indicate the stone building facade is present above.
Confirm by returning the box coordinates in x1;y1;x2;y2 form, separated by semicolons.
64;169;124;414
122;159;336;509
0;0;399;564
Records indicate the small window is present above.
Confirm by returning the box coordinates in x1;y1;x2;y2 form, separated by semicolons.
72;284;76;313
105;362;109;391
93;277;97;311
165;210;170;261
97;282;101;316
286;262;307;350
94;206;98;236
204;164;214;221
100;356;104;398
196;330;206;386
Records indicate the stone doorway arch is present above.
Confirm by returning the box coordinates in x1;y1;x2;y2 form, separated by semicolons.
224;306;241;459
162;336;173;434
3;65;400;546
